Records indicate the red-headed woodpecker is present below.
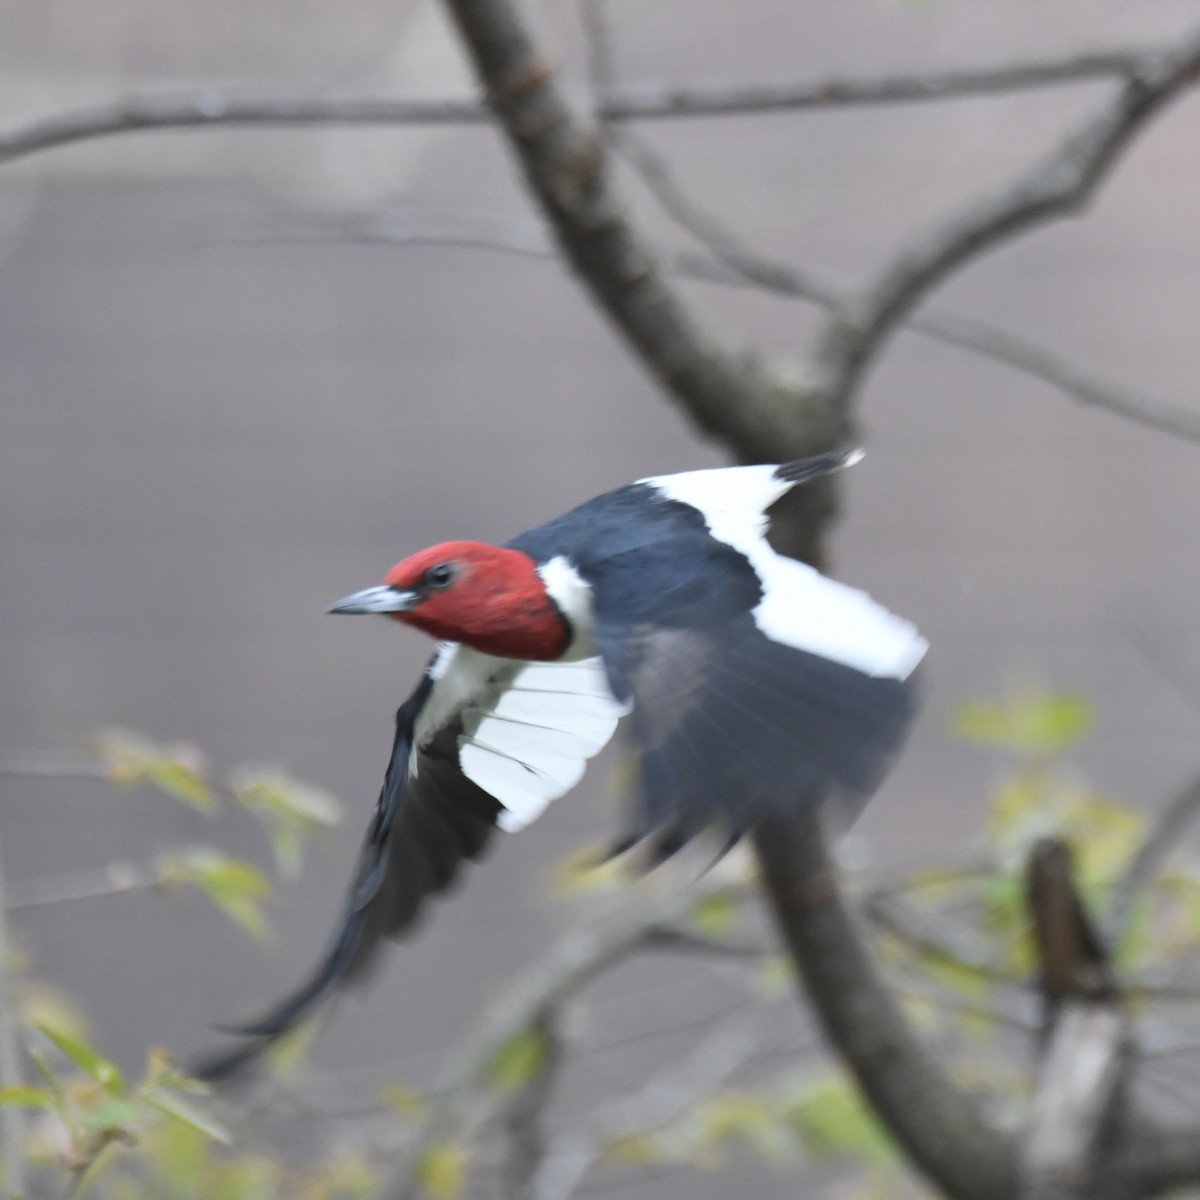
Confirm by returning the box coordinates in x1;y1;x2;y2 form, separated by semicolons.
208;448;926;1064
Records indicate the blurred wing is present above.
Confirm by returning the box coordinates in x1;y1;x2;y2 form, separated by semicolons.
599;578;924;861
200;652;626;1072
605;616;920;858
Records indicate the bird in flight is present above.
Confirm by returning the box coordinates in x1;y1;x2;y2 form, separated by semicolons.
206;447;926;1069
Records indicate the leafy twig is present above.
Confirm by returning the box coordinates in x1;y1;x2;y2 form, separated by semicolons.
384;878;737;1199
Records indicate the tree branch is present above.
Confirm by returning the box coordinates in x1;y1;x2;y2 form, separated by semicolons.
753;814;1017;1200
383;878;739;1200
249;202;1200;448
500;1013;562;1200
810;24;1200;406
531;1016;762;1200
0;39;1174;169
1021;1004;1131;1200
1107;771;1200;944
598;46;1162;120
5;860;166;911
436;0;835;466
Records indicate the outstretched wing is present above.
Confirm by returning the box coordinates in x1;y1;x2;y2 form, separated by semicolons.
198;651;625;1075
589;459;927;860
599;612;921;861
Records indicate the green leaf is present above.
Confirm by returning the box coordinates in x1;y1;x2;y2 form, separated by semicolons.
163;850;271;940
691;893;737;936
953;691;1092;757
228;767;341;877
380;1082;426;1119
143;1091;232;1145
37;1023;125;1094
0;1085;53;1107
148;756;214;812
418;1142;468;1200
487;1029;547;1094
95;729;214;811
85;1097;138;1134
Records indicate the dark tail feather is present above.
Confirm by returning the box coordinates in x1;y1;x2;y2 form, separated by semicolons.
189;1035;274;1082
213;920;363;1040
188;910;365;1080
774;446;863;485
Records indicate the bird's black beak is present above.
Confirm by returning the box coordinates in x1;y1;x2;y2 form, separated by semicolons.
327;585;419;615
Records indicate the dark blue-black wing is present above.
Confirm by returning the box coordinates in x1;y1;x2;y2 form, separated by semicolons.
194;675;501;1077
600;614;920;862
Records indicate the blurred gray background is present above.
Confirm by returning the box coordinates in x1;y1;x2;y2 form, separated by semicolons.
3;0;1200;1191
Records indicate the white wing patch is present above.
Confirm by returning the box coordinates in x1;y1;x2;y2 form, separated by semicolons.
418;644;630;833
644;463;927;681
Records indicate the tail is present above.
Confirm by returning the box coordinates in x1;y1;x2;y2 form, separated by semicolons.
774;445;864;485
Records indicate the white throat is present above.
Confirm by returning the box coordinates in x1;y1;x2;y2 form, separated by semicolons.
536;556;599;661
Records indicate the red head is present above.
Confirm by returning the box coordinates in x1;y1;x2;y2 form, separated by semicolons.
328;540;570;661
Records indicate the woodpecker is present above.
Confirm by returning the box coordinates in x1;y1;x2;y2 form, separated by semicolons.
209;447;926;1065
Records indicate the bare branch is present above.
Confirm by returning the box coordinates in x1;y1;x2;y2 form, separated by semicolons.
0;94;487;166
500;1013;563;1200
0;39;1174;169
864;890;1020;984
1021;839;1131;1199
811;25;1200;405
599;46;1162;120
0;757;108;781
753;814;1018;1200
220;174;1200;449
905;310;1200;447
532;1016;763;1200
6;860;166;911
436;0;834;466
1021;1004;1131;1200
1107;772;1200;944
383;878;737;1200
605;126;1200;446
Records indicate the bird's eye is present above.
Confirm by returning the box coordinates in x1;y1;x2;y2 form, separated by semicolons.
424;562;457;590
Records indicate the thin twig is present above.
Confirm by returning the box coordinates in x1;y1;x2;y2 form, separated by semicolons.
221;201;1200;449
383;878;734;1200
0;759;108;781
865;892;1021;985
532;1016;762;1200
754;814;1017;1200
1020;1004;1131;1199
500;1014;563;1200
5;860;166;911
0;42;1170;168
596;117;1200;447
1107;772;1200;944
